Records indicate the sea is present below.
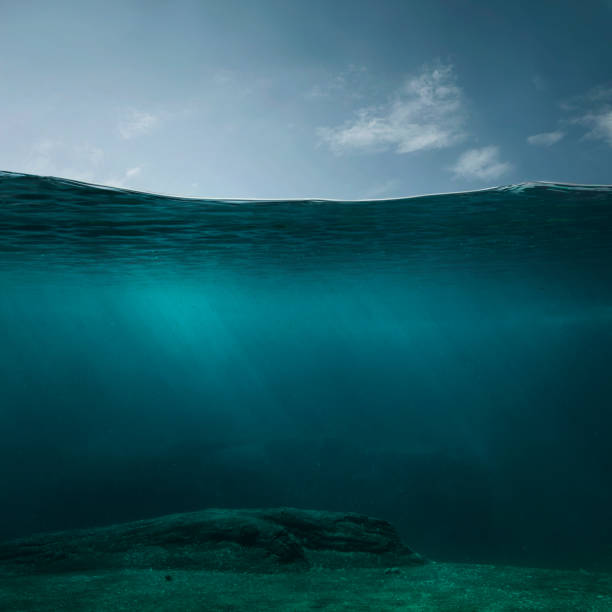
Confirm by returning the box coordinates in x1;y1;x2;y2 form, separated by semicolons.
1;170;611;570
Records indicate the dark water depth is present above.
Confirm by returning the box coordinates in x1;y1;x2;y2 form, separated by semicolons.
1;171;612;569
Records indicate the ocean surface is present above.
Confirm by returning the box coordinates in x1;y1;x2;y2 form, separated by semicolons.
1;170;612;569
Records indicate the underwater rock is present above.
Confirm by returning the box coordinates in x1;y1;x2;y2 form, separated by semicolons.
0;508;424;573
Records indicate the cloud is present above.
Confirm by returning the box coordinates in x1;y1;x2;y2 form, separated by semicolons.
451;146;512;181
318;64;465;155
560;85;612;112
578;109;612;146
107;166;143;188
527;131;565;146
117;110;159;140
562;85;612;146
306;64;369;100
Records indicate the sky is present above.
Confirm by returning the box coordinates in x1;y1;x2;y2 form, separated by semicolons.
0;0;611;199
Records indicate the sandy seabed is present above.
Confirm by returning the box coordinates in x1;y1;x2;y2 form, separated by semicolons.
1;562;611;611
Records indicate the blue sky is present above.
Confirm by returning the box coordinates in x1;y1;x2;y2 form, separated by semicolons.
1;0;611;198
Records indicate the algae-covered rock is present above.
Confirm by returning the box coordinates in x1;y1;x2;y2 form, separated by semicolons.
0;507;424;573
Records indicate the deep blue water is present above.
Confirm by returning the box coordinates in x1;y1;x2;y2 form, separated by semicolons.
1;171;612;569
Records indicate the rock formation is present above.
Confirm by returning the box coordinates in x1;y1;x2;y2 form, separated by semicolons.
0;508;424;573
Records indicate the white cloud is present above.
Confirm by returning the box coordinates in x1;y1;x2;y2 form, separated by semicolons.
125;166;141;178
318;64;465;154
117;110;159;140
560;86;612;112
451;146;512;181
107;166;143;188
306;64;369;100
562;85;612;146
579;109;612;146
527;131;565;146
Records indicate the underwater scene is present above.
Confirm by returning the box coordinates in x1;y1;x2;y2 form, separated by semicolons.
1;170;612;609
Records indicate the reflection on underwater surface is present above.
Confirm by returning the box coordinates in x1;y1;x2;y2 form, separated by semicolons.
1;172;612;570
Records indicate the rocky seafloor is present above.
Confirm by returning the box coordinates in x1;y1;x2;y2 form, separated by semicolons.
0;508;610;611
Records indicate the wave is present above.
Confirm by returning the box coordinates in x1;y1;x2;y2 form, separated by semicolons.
1;170;612;203
1;171;611;276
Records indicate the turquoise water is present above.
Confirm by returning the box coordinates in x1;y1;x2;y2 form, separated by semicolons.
1;171;612;568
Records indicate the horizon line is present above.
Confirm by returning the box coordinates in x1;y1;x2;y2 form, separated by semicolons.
1;170;611;203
